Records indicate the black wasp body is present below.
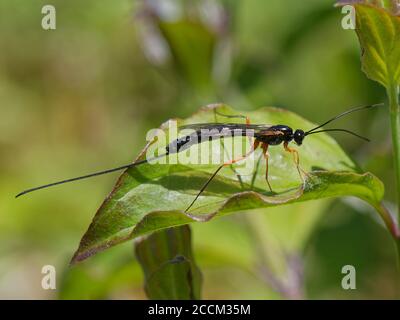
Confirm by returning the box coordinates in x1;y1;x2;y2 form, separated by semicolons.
166;124;306;155
255;125;305;146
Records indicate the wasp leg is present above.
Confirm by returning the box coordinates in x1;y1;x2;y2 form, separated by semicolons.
261;143;273;192
185;140;260;212
250;152;263;190
214;109;251;125
214;109;253;189
214;109;252;143
283;141;309;183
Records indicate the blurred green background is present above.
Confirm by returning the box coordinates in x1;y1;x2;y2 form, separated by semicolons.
0;0;398;299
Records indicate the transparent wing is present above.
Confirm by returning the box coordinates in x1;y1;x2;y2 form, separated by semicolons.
179;123;273;132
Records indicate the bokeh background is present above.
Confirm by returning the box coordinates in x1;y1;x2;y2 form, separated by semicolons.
0;0;398;299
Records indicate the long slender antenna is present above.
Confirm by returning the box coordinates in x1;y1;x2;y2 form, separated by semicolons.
15;154;167;198
306;103;383;134
306;128;370;141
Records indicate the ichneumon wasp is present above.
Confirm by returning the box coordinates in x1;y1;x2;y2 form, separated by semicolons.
16;103;382;212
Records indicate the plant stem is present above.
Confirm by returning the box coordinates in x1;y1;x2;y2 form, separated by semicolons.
387;83;400;230
373;202;399;239
373;201;400;270
396;240;400;268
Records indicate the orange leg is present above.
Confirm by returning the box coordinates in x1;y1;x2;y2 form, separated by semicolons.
214;109;253;179
185;140;260;212
261;143;273;192
224;140;259;165
283;141;307;183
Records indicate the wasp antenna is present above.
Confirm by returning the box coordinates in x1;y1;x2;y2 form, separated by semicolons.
306;128;370;142
306;103;383;134
15;154;167;198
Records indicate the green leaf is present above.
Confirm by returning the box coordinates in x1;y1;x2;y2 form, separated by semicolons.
135;225;202;300
349;3;400;258
353;3;400;87
158;19;216;91
71;104;389;264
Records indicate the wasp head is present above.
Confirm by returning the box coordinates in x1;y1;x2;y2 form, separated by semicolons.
293;129;305;145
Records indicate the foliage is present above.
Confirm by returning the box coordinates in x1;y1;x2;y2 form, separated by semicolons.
71;104;390;265
135;225;202;299
3;0;400;299
338;1;400;257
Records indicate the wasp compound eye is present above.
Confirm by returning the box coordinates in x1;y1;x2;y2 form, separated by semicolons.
294;129;305;145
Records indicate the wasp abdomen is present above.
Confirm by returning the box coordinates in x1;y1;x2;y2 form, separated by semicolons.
166;133;200;154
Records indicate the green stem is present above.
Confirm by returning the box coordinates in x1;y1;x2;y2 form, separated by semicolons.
373;202;399;239
387;83;400;230
396;240;400;268
373;201;400;271
387;82;400;270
